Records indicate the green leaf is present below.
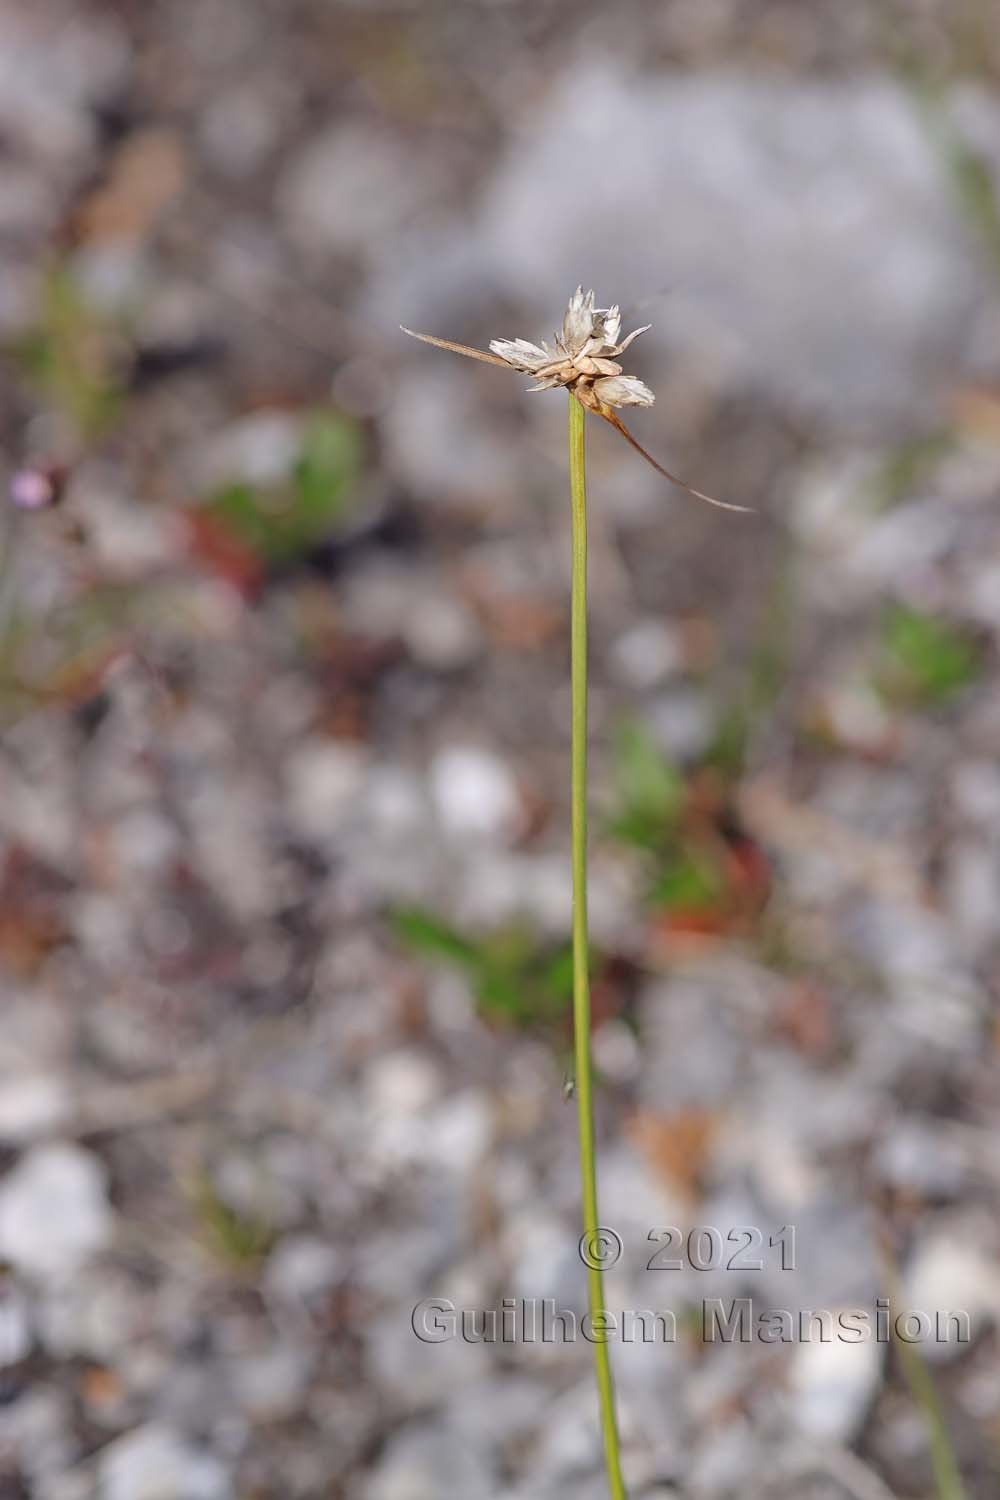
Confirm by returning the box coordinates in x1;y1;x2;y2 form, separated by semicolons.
206;411;362;561
610;721;683;851
649;851;724;913
14;266;121;439
390;906;480;967
392;905;574;1029
880;605;980;707
292;413;362;525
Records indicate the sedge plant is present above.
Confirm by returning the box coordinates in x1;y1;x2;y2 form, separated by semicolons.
403;287;745;1499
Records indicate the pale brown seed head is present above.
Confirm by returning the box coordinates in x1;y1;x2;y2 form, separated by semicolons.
401;290;748;511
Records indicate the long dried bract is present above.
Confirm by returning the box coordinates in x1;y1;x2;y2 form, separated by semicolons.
585;401;751;513
398;327;512;368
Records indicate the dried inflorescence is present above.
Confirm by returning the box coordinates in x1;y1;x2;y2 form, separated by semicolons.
490;286;654;409
402;286;747;511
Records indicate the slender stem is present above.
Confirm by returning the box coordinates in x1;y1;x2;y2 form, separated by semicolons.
568;392;627;1500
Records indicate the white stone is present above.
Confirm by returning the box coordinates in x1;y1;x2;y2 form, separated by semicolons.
787;1326;882;1440
285;740;369;838
364;1424;494;1500
425;1090;493;1175
98;1424;232;1500
0;1144;112;1279
945;841;1000;950
366;1050;441;1119
111;808;180;879
874;1119;970;1197
194;411;303;492
280;124;434;257
403;594;482;672
265;1235;343;1305
532;1382;602;1479
37;1268;141;1360
476;73;998;427
199;78;294;179
430;745;520;841
231;1345;311;1419
366;768;428;836
904;1232;1000;1362
611;619;684;689
591;1021;641;1083
0;1075;71;1144
646;690;714;762
363;1050;441;1171
0;1283;32;1367
952;760;1000;824
73;484;180;575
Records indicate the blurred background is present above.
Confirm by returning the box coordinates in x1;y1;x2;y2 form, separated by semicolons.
1;1;1000;1497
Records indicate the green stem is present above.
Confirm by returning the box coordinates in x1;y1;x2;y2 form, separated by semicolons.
568;392;627;1500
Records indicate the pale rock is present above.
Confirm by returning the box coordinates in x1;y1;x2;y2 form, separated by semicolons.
787;1329;882;1440
944;840;1000;950
403;593;483;672
842;498;957;591
265;1235;344;1306
591;1021;641;1083
0;1074;71;1144
38;1268;141;1359
951;760;1000;825
98;1424;232;1500
687;1419;757;1498
365;767;428;836
479;72;1000;427
532;1382;603;1480
0;1282;32;1366
73;483;180;575
194;411;303;492
364;1424;495;1500
366;1050;441;1119
199;77;295;179
646;689;714;762
0;1144;112;1279
285;740;370;838
363;1050;441;1170
904;1231;1000;1362
505;1210;584;1308
0;1386;76;1481
280;124;433;257
430;745;520;841
611;619;684;689
110;808;180;880
424;1089;493;1175
0;10;128;162
965;557;1000;633
443;1374;550;1446
231;1344;311;1419
383;365;521;509
873;1118;970;1197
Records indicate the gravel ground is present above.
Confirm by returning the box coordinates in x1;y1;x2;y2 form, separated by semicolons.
1;3;1000;1498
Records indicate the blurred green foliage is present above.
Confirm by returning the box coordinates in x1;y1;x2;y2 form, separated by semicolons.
608;720;684;853
878;605;981;707
392;906;573;1028
206;412;362;562
909;73;1000;286
14;266;121;439
189;1171;277;1268
609;722;728;918
869;431;956;512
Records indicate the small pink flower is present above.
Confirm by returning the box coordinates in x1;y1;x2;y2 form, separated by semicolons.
9;464;67;511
